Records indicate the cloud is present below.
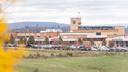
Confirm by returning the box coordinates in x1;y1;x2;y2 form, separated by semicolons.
3;0;128;26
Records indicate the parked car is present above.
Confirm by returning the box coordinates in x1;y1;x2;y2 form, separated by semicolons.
118;47;128;52
32;44;41;48
40;45;46;48
91;47;97;51
109;48;117;52
26;44;33;48
5;44;18;47
109;47;128;52
98;46;110;51
52;45;63;50
69;45;77;50
41;45;53;49
78;45;91;51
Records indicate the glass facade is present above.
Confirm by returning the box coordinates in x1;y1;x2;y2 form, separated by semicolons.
79;26;114;30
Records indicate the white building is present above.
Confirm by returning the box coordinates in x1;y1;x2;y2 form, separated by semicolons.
40;29;63;33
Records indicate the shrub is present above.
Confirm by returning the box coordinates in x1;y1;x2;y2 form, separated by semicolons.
28;54;34;58
66;52;73;57
57;53;67;57
33;68;39;72
51;53;55;57
36;52;41;58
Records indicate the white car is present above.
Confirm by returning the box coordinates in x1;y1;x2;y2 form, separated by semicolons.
32;45;40;48
42;45;53;49
99;46;110;51
69;45;77;49
91;47;97;51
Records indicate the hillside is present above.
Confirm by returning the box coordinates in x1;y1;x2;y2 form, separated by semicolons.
9;22;70;32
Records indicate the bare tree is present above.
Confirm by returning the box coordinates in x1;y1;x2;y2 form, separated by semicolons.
59;36;63;44
90;39;94;46
109;41;115;47
102;39;106;46
78;38;83;45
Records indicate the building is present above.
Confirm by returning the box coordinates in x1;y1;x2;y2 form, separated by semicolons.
70;18;81;32
70;17;125;36
10;16;126;48
108;36;128;47
60;32;108;47
69;17;125;47
13;30;60;44
40;29;63;33
60;32;89;45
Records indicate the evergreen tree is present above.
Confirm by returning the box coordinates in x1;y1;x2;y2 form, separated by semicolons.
27;36;35;44
10;34;15;44
45;37;49;44
59;36;63;44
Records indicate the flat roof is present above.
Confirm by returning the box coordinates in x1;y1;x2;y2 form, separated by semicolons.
62;38;78;41
60;32;95;35
87;35;107;38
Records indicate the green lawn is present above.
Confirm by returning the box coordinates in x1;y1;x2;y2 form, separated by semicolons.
15;55;128;72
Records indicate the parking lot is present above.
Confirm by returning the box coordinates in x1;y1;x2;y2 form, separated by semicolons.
25;44;128;52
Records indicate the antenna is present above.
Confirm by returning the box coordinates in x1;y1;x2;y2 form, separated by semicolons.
78;11;81;18
78;12;80;15
75;11;81;18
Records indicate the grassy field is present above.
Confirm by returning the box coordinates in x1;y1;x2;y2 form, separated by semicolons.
15;54;128;72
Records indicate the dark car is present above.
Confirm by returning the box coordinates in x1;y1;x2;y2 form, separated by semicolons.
78;45;91;51
26;44;33;48
52;45;63;50
109;48;117;52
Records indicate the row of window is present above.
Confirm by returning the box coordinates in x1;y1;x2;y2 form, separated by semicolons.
79;26;114;30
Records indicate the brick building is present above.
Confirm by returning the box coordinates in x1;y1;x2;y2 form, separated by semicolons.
69;17;125;47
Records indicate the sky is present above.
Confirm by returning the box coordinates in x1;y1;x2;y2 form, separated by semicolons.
2;0;128;26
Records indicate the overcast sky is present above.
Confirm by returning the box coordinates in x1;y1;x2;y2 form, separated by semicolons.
3;0;128;26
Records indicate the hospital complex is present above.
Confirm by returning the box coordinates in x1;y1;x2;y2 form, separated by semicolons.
12;17;128;48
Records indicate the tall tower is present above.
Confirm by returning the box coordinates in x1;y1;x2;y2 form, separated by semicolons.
70;17;81;32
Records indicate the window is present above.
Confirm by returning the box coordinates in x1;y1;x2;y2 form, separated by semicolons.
49;36;51;38
73;21;76;24
96;32;101;35
78;22;81;25
126;41;128;47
